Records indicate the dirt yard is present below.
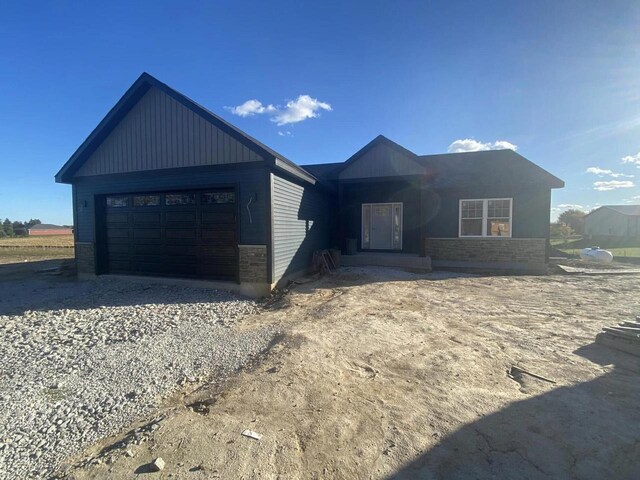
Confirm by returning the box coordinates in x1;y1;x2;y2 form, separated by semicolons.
62;267;640;479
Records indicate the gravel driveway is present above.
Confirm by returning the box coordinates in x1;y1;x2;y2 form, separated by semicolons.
0;274;278;479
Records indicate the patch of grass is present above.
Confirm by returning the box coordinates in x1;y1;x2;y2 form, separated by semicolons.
551;235;640;257
558;247;640;257
0;247;74;265
0;234;74;247
549;236;582;247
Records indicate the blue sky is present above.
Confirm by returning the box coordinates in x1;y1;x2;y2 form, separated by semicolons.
1;0;639;224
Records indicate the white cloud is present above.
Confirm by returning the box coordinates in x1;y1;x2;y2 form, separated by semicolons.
586;166;634;178
557;204;584;210
225;99;275;117
271;95;332;126
593;180;635;191
225;94;331;126
447;138;517;153
622;152;640;165
586;167;610;175
277;131;292;137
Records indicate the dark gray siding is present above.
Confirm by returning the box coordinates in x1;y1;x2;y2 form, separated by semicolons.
339;143;423;179
339;179;423;254
338;182;551;255
74;164;268;245
272;173;331;282
424;186;551;238
76;87;263;177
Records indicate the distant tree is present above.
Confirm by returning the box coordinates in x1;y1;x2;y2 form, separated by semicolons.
558;209;585;235
2;218;13;237
12;221;27;236
0;228;6;238
25;218;41;228
550;222;574;245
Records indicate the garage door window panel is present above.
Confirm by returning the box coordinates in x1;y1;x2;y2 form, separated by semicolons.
165;193;196;206
202;191;235;204
106;196;128;208
133;195;160;207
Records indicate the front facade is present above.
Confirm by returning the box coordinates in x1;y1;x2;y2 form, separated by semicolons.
585;205;640;240
304;136;563;272
57;73;562;296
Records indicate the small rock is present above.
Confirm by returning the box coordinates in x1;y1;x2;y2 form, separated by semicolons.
125;449;135;458
149;457;165;472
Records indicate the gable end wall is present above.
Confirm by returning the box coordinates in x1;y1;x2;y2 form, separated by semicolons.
339;143;423;179
76;87;263;177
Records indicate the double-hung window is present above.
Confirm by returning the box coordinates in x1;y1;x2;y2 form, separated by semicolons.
459;198;512;237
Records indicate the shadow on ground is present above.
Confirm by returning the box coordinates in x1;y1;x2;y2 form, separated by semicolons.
287;266;556;294
0;259;248;316
0;261;554;316
0;258;74;281
387;342;640;480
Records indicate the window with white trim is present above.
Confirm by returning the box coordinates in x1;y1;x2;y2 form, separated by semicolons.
459;198;512;237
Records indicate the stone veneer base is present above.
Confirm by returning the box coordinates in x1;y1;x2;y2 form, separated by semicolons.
424;237;547;271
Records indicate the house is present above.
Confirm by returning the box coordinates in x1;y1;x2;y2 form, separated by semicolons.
303;136;563;271
28;224;74;236
55;73;563;296
584;205;640;240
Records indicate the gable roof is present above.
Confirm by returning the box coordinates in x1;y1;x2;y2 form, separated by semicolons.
55;73;316;185
417;149;565;189
334;135;419;176
300;162;343;180
304;137;563;189
585;205;640;217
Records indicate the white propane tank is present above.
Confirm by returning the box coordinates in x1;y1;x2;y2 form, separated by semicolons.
579;247;614;264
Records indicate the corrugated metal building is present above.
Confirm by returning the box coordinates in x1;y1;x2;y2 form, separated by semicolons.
585;205;640;240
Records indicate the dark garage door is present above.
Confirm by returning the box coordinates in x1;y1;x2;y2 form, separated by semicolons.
102;189;237;281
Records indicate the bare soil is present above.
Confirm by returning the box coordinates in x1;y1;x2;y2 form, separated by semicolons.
64;267;640;479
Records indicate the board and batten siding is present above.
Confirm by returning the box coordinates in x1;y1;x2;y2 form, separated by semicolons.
74;164;268;246
76;87;263;176
339;143;423;180
272;173;331;283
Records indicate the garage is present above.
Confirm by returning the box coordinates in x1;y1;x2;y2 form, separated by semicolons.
56;73;331;296
99;188;238;281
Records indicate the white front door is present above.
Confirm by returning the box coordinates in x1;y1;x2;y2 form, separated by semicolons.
362;203;403;250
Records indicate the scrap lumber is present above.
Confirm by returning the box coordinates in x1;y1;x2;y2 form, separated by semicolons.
596;317;640;357
313;249;336;275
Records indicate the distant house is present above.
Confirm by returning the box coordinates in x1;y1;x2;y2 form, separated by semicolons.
584;205;640;239
28;224;73;236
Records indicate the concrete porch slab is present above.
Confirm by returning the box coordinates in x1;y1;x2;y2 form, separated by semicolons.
341;253;432;272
